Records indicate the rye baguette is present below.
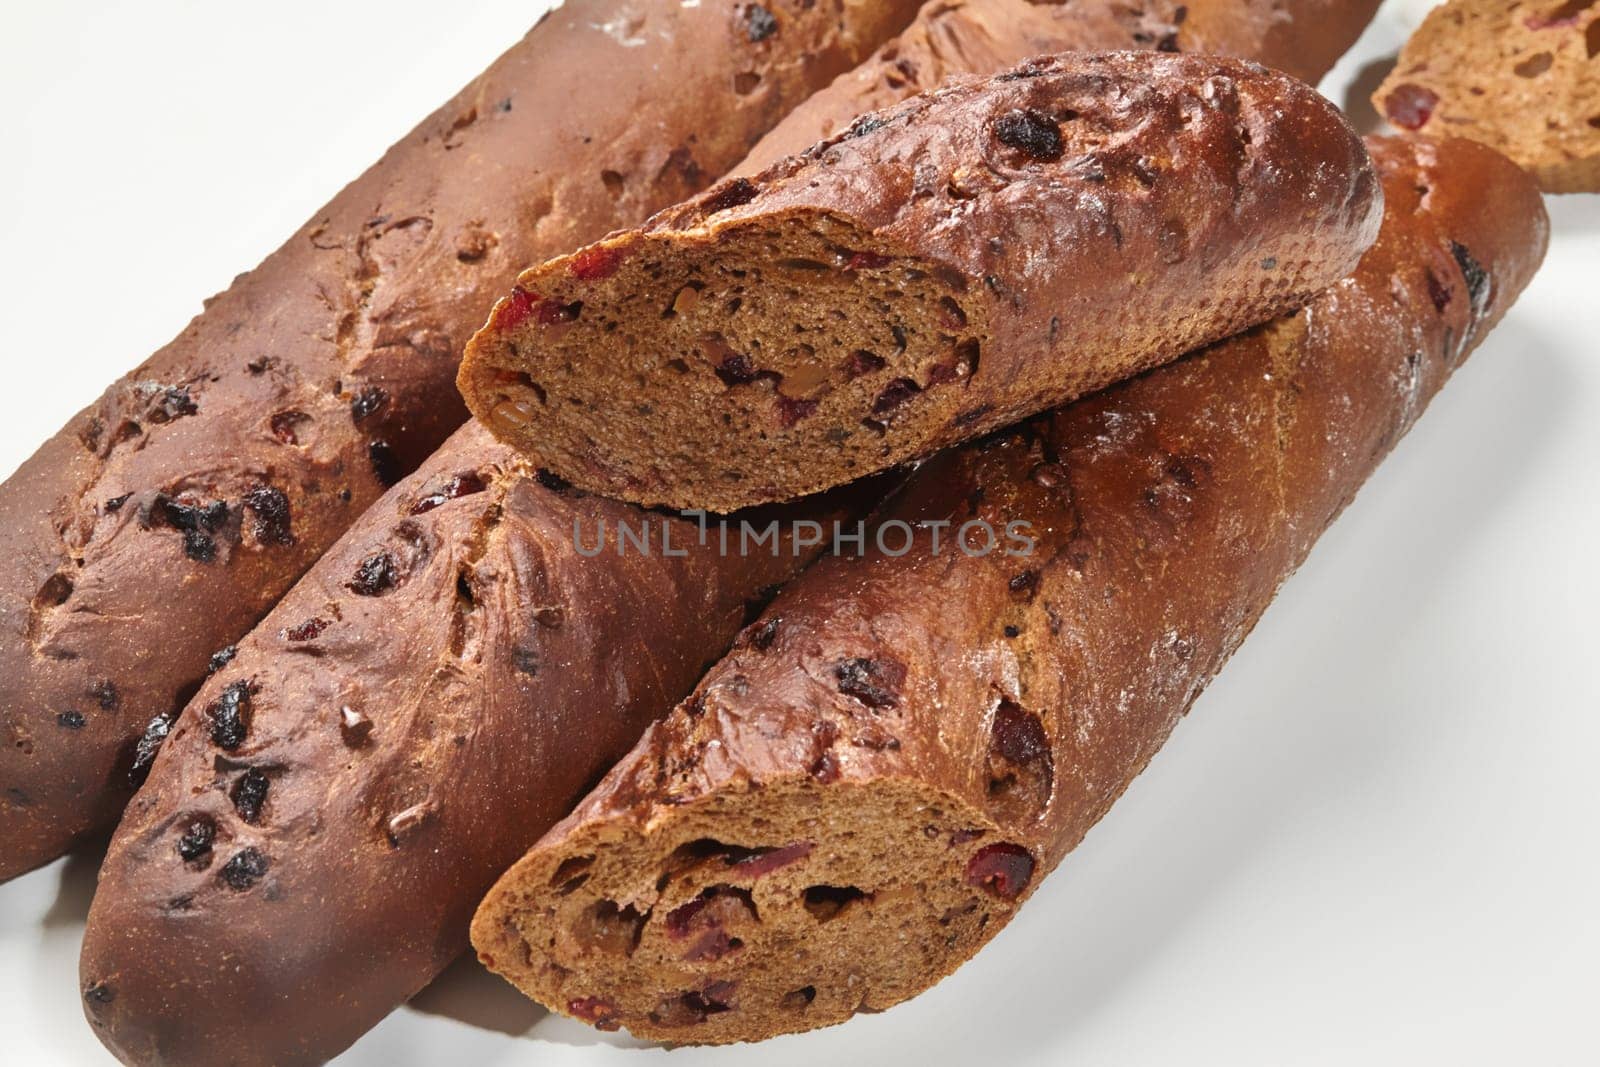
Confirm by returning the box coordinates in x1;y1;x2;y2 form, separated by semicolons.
0;0;921;880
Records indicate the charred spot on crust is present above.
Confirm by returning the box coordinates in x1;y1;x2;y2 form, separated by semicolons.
348;552;398;596
150;494;232;562
207;681;254;751
56;710;86;729
368;440;402;486
1426;268;1452;313
230;768;270;823
743;4;778;42
104;493;131;513
143;383;199;424
218;847;268;890
90;680;119;710
1450;241;1491;320
833;656;907;709
993;108;1065;161
128;712;177;787
1008;570;1040;602
242;485;294;546
208;645;238;674
83;982;115;1007
349;386;389;422
512;646;540;676
176;818;215;862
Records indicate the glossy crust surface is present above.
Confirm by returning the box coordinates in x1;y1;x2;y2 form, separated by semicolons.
0;0;921;881
77;421;875;1066
471;136;1548;1044
460;51;1381;511
741;0;1383;171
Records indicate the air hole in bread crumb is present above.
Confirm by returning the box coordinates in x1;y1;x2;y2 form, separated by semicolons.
780;986;817;1010
550;855;595;894
572;900;646;956
802;884;869;922
734;71;762;95
600;170;625;198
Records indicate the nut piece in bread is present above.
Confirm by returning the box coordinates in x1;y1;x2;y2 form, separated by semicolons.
469;135;1548;1044
0;0;924;882
1373;0;1600;193
459;51;1382;512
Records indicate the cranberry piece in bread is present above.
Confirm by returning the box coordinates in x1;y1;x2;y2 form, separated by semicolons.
459;51;1382;511
470;136;1547;1043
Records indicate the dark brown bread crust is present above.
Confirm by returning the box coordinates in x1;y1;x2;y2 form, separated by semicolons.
459;51;1381;511
0;0;922;881
741;0;1383;171
470;136;1548;1043
75;3;1384;1060
78;422;878;1066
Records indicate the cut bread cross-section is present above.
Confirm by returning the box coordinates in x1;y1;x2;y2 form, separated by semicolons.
1374;0;1600;193
459;50;1382;512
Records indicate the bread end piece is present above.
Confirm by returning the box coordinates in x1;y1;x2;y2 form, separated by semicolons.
1372;0;1600;193
471;775;1020;1043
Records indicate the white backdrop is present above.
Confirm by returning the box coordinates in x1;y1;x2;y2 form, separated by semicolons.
2;2;1597;1064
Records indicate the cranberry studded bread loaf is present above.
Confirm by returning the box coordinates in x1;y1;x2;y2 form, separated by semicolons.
1374;0;1600;193
74;2;1386;1060
78;431;878;1067
471;136;1548;1043
459;51;1381;511
0;0;923;882
742;0;1384;170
